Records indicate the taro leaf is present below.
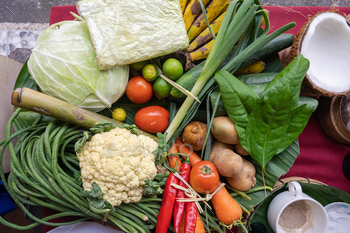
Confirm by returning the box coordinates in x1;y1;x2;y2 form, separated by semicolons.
81;182;114;212
248;182;350;232
214;70;260;150
261;54;310;108
75;131;92;153
247;85;293;168
13;59;37;91
276;103;314;154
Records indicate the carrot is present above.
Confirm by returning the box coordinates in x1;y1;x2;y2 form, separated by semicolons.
210;186;242;225
168;142;182;171
175;137;202;166
178;211;205;233
194;211;205;233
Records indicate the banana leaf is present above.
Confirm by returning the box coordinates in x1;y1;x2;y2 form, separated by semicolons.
247;181;350;232
13;59;37;91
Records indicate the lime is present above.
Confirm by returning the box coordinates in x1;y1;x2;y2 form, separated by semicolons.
112;108;126;122
142;64;158;81
130;60;150;71
162;58;184;81
153;77;172;99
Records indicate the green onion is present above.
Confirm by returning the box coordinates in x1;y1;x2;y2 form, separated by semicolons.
165;0;296;143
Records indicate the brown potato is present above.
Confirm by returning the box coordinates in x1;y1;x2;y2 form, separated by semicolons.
211;116;239;144
213;149;243;177
234;143;250;156
182;121;210;151
227;159;256;191
210;140;234;163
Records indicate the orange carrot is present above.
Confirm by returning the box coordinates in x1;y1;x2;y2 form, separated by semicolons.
210;186;242;225
194;211;205;233
168;142;181;171
175;137;202;166
178;211;205;233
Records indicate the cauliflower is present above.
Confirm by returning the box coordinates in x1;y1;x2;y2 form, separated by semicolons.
77;127;158;206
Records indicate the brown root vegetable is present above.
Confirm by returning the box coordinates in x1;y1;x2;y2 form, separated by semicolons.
211;116;239;144
212;149;243;177
210;140;234;163
182;121;210;151
227;159;256;191
234;143;250;156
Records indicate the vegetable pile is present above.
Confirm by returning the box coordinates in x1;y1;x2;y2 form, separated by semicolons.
0;0;320;232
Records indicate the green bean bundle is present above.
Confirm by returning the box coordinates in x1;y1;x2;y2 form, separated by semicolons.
0;108;160;232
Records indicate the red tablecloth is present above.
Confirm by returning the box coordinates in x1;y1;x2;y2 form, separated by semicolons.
45;4;350;232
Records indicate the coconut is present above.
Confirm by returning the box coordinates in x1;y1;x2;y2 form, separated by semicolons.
288;11;350;98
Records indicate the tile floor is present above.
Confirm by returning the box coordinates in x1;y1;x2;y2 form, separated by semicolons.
0;30;42;57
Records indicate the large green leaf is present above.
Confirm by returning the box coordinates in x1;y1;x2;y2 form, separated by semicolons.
276;103;314;154
248;86;293;168
248;182;350;233
13;59;37;91
214;70;260;149
261;55;310;108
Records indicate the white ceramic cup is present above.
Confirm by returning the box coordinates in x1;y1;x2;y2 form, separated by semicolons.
267;181;328;233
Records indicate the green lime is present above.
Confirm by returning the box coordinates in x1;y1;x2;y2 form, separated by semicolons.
130;60;150;71
142;64;158;81
162;58;184;81
112;108;126;122
153;77;172;99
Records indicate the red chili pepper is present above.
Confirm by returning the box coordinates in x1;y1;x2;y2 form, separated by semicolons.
185;201;197;233
173;160;191;233
156;173;179;233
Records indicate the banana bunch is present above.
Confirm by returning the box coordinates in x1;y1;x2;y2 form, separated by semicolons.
180;0;268;64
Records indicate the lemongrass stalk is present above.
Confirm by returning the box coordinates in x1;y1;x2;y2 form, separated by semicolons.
11;87;158;141
165;0;257;142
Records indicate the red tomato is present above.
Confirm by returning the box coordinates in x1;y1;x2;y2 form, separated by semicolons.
126;76;153;104
189;161;221;194
134;106;170;134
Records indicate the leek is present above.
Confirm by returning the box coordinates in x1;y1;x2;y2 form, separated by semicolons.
165;0;296;143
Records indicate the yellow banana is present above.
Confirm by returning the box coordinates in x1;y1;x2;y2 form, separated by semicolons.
234;61;266;75
179;0;188;14
189;39;215;62
183;0;211;31
187;0;229;41
187;12;225;52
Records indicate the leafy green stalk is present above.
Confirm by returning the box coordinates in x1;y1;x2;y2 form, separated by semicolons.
165;0;259;142
81;182;114;214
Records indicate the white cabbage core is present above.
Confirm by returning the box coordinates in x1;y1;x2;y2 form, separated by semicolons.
300;12;350;92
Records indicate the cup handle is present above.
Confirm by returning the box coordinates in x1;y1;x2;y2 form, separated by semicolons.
288;181;302;197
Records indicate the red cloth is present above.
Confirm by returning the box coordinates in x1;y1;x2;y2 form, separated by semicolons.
46;5;350;233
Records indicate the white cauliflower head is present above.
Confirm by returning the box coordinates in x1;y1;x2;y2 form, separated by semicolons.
77;127;158;206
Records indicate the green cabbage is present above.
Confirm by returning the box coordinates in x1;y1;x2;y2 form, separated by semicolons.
28;20;129;112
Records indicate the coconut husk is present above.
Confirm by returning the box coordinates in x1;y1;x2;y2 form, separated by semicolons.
287;9;350;98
